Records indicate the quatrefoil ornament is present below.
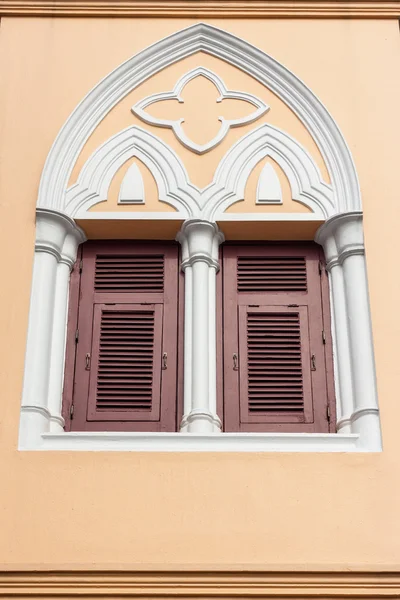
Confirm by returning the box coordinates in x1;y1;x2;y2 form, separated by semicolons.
132;67;269;154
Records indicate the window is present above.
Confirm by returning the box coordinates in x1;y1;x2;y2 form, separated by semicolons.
63;241;180;432
63;239;334;435
222;244;335;433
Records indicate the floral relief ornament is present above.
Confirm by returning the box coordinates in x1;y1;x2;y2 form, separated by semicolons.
131;67;269;154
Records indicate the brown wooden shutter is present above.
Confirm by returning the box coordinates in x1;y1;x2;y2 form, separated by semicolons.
64;241;179;432
223;244;335;433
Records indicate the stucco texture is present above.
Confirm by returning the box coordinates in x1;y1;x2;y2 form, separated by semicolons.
0;16;399;569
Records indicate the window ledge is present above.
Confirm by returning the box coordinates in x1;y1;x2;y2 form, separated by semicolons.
19;431;375;452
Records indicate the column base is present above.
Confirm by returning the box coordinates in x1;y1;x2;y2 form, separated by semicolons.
180;409;222;433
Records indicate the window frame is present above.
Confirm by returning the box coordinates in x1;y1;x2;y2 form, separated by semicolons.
18;210;380;452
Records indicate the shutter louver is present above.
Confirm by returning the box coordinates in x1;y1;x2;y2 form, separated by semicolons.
237;256;307;292
238;305;313;424
94;254;164;293
87;304;162;421
246;311;303;413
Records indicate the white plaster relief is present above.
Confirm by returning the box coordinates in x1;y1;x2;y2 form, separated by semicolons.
131;66;269;154
256;162;283;204
36;23;360;217
67;124;333;221
118;163;145;204
66;127;192;218
19;25;382;453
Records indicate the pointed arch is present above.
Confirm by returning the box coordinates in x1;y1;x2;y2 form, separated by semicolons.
37;22;360;218
65;127;193;218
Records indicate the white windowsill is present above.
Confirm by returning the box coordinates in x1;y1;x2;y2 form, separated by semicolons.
21;431;371;452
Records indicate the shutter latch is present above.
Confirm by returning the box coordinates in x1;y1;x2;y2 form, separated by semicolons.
162;352;168;370
233;353;239;371
85;353;91;370
311;354;316;371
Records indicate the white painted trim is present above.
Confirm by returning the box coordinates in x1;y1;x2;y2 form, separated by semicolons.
66;127;192;218
209;124;333;220
35;432;362;452
315;212;381;450
118;162;145;204
68;124;333;220
256;162;283;205
19;209;86;448
177;220;224;433
19;25;381;453
132;66;269;154
37;23;360;217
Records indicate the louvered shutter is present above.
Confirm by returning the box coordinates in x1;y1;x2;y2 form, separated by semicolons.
223;244;335;433
66;241;179;432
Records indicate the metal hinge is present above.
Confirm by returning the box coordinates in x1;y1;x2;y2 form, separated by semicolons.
75;329;79;343
70;404;74;420
327;404;331;422
318;260;323;275
311;353;316;371
322;330;326;344
79;260;83;273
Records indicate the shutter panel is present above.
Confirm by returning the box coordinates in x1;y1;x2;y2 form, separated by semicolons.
67;241;179;432
238;305;313;424
86;304;163;421
223;244;334;433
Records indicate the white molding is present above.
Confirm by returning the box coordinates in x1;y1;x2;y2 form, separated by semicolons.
37;22;360;217
176;219;224;433
66;127;192;218
68;124;333;220
118;162;145;204
19;209;86;448
208;124;333;220
132;66;269;154
34;431;363;452
19;26;382;453
256;162;283;205
315;212;381;450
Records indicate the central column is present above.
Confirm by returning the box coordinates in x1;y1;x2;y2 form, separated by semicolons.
177;220;224;433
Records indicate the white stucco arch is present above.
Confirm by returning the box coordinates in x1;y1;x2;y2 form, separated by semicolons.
37;22;360;218
69;123;333;220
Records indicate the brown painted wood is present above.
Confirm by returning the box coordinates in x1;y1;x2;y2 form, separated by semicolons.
222;243;333;433
65;241;179;432
238;305;313;424
86;303;163;421
62;247;82;432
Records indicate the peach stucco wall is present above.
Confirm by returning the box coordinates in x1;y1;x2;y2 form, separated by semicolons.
1;16;400;570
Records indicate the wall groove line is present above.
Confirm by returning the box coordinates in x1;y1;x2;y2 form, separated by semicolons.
1;571;400;597
1;1;400;18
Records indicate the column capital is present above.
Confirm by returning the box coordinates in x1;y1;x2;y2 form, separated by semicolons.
315;211;364;270
176;219;224;270
36;208;86;265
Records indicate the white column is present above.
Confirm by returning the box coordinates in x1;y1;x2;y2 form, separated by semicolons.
19;209;85;448
47;229;86;432
177;220;224;433
316;212;381;449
